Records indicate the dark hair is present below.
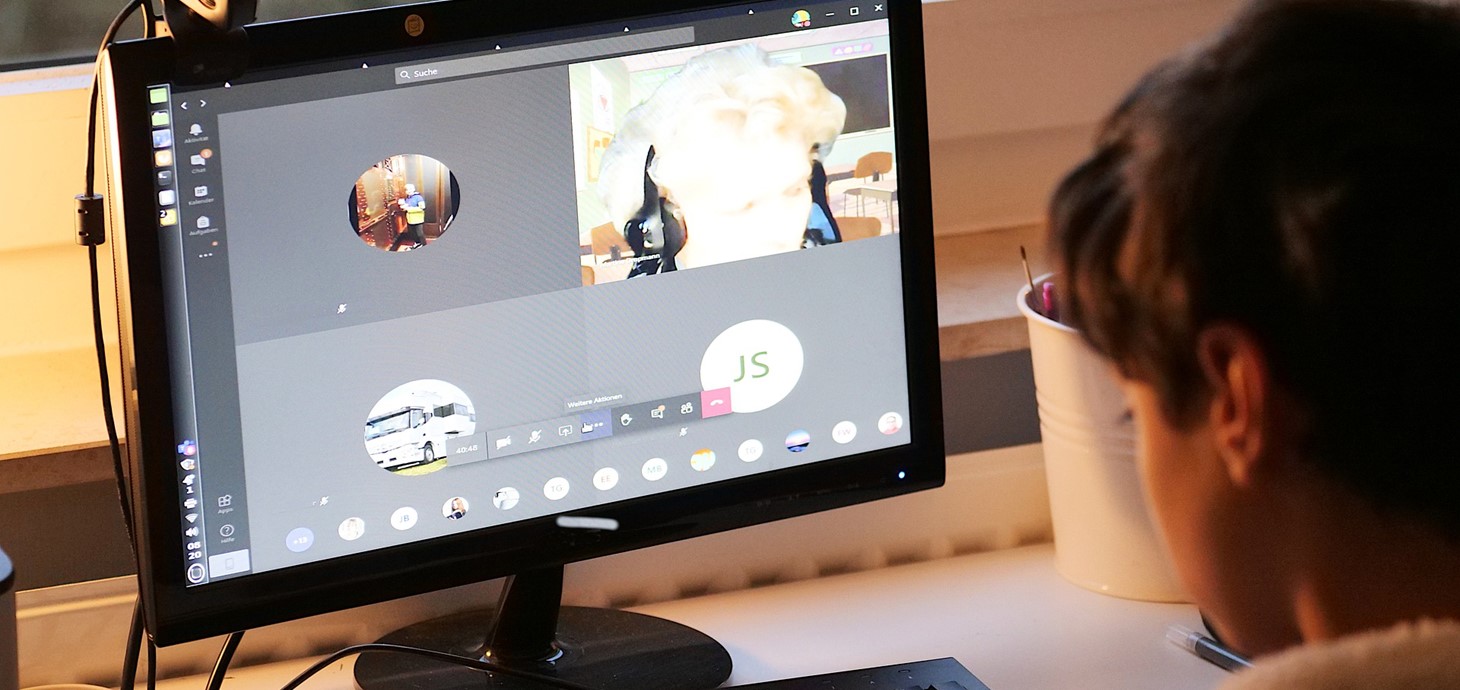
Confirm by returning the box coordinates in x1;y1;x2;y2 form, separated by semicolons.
1050;0;1460;537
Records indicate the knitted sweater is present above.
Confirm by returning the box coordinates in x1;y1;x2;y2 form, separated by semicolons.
1220;619;1460;690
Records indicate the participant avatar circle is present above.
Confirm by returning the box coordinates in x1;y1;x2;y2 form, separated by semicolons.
338;517;365;541
364;379;477;475
493;487;520;510
642;457;669;481
391;507;418;531
878;411;904;435
700;319;805;414
785;429;811;453
594;467;620;491
739;439;764;463
285;527;315;553
348;153;461;252
691;448;717;472
832;420;857;444
544;477;571;501
443;496;469;520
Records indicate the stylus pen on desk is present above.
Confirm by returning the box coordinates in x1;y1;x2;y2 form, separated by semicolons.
1166;624;1253;672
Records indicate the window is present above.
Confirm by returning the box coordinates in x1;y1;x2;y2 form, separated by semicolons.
0;0;405;71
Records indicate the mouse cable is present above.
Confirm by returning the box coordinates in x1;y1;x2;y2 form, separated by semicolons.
277;643;597;690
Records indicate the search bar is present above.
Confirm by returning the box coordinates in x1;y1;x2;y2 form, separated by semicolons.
395;27;695;85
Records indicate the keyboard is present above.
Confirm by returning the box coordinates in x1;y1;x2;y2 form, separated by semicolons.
724;657;992;689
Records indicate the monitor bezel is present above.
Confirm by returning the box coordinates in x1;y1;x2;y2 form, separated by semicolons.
103;0;943;646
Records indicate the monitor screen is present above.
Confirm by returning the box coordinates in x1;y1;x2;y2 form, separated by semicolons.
103;0;941;654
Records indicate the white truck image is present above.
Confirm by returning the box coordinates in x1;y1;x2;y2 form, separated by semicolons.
364;392;476;471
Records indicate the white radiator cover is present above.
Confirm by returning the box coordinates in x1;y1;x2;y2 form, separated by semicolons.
14;445;1049;687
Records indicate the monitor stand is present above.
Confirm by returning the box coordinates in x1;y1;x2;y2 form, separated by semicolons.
353;565;732;689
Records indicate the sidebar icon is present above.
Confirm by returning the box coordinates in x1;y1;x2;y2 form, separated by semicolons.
150;84;179;234
177;435;206;583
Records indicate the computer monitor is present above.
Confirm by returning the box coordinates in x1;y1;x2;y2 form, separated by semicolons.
101;0;941;686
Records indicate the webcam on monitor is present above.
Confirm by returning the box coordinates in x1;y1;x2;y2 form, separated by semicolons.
159;0;255;83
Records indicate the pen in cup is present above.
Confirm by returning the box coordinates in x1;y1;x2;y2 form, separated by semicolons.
1166;624;1252;673
1019;246;1060;322
1020;245;1036;295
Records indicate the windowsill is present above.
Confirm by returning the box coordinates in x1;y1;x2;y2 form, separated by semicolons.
0;347;125;472
0;63;91;97
935;222;1049;360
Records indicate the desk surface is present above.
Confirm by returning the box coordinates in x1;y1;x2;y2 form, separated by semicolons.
154;544;1227;690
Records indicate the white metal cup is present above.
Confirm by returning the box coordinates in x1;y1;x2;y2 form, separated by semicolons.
1018;275;1187;602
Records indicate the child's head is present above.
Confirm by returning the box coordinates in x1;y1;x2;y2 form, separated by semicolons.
1049;0;1460;653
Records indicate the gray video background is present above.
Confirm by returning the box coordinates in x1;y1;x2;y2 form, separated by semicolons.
220;66;580;346
217;64;912;575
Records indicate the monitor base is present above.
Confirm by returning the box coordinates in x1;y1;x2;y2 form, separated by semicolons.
355;566;731;690
354;606;731;689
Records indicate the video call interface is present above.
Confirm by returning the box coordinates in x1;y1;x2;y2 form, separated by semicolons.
147;1;912;586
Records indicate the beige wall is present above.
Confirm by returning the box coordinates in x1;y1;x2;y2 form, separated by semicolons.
0;77;119;359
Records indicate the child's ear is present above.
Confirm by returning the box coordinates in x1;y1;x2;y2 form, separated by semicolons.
1195;324;1276;487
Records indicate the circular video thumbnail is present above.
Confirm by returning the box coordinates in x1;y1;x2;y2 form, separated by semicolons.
494;487;520;510
878;412;903;435
338;517;365;541
348;153;461;252
364;379;477;475
442;496;469;520
691;448;717;472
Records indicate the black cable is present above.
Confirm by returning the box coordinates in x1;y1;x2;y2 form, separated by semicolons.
206;631;245;690
88;244;129;531
120;601;144;690
141;0;158;39
278;643;596;690
146;635;158;690
87;0;146;533
86;0;146;197
81;5;148;690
